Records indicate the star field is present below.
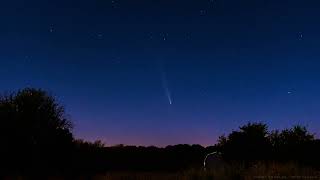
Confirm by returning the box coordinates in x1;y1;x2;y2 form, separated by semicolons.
1;0;320;146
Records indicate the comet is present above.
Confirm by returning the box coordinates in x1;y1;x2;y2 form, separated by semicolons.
161;70;173;105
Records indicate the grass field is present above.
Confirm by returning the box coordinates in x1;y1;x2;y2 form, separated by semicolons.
97;163;320;180
4;162;320;180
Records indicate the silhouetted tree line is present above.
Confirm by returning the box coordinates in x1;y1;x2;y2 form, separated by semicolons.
217;123;320;167
0;88;319;176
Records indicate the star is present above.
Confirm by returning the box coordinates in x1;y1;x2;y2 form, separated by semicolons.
298;32;303;40
200;10;207;16
111;0;118;8
161;33;168;41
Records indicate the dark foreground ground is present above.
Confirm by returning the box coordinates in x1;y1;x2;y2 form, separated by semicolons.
4;162;320;180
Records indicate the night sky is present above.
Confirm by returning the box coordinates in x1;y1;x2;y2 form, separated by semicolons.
1;0;320;146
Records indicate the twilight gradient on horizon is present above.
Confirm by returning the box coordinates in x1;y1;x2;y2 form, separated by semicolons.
1;0;320;146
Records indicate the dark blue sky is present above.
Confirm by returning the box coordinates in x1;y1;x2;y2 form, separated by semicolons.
1;0;320;146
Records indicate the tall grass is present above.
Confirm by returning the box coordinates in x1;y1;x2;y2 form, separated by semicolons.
4;162;320;180
91;162;319;180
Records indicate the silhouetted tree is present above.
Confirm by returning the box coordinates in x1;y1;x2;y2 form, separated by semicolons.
0;88;73;174
218;122;272;163
269;125;315;164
